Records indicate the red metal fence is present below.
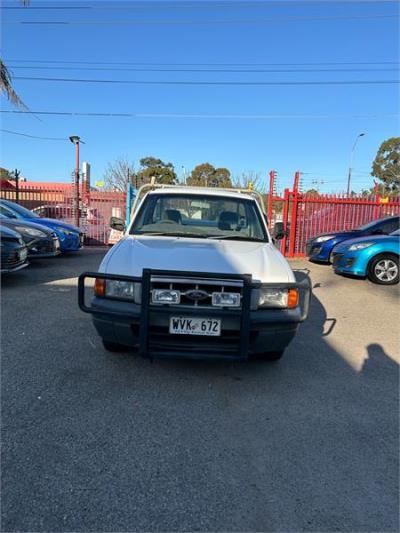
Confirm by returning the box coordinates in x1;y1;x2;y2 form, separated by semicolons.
2;176;399;254
274;173;400;257
0;182;126;245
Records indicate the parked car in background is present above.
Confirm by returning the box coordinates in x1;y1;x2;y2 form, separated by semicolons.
0;224;29;273
0;199;84;252
0;214;60;259
33;204;103;225
332;229;400;285
306;215;400;263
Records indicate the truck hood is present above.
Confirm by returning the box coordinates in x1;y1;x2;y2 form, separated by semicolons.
101;235;295;283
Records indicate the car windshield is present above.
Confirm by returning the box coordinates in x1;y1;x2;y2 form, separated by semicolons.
131;193;268;242
0;201;39;219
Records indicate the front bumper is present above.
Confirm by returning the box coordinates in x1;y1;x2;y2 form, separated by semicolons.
58;232;84;252
27;237;61;258
306;241;331;262
79;269;311;361
332;252;365;277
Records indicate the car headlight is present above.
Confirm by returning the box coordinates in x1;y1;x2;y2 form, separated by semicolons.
314;235;335;243
348;242;375;251
15;226;47;238
94;278;141;302
55;226;76;236
258;288;299;309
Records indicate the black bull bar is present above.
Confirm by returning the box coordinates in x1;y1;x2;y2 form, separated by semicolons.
78;269;311;360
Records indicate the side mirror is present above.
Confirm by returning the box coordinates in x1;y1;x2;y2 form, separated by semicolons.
273;221;287;240
109;216;125;232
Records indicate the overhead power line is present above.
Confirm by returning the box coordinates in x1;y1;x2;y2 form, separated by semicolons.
3;14;398;25
0;128;67;141
1;110;398;120
5;60;398;66
6;65;399;73
13;76;400;86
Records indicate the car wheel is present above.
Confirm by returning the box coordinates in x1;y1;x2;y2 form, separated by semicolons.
102;339;127;352
368;254;399;285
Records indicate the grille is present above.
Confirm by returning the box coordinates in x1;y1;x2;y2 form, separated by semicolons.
150;276;243;309
1;250;26;270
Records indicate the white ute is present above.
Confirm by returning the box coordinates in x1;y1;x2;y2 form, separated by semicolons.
79;185;311;361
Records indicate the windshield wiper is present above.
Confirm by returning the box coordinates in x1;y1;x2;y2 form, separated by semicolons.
133;231;210;238
208;235;267;242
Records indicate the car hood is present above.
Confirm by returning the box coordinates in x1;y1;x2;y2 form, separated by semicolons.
0;223;22;239
309;230;361;242
33;218;80;233
0;218;54;235
101;236;295;283
334;234;399;251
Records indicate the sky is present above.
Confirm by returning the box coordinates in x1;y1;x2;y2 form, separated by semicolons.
0;0;399;194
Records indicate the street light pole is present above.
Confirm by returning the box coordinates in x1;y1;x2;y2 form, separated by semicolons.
347;132;366;196
69;135;84;227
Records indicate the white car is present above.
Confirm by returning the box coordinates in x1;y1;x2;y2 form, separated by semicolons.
79;186;310;361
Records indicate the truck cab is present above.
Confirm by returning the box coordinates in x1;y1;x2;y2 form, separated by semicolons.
79;185;310;361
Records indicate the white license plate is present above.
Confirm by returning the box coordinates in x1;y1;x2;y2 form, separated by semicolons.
169;317;221;336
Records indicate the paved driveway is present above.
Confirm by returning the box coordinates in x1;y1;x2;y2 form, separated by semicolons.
1;249;399;532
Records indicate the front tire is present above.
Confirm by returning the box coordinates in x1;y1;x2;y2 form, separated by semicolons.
368;254;399;285
102;339;127;352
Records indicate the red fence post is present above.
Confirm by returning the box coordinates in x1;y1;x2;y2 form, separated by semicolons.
268;170;276;224
287;172;300;257
280;187;290;255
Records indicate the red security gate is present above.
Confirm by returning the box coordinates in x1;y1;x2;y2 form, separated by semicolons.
0;181;126;245
275;173;400;257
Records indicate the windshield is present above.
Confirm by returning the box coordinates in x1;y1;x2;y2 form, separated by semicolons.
130;193;268;242
0;201;39;219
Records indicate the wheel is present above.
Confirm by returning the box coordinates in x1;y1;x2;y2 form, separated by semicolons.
102;339;127;352
368;254;399;285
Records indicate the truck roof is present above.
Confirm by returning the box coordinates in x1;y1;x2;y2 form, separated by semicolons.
147;186;257;201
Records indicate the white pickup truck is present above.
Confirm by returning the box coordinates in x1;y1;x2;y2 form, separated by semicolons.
79;185;310;361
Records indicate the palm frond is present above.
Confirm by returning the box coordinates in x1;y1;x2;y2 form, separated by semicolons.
0;59;29;110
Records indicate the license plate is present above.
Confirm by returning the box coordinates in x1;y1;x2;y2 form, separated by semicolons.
169;317;221;336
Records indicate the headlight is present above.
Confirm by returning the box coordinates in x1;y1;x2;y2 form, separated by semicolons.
15;226;47;238
212;292;241;307
94;279;141;302
348;242;375;251
258;288;299;309
55;226;75;236
315;235;335;243
152;289;180;304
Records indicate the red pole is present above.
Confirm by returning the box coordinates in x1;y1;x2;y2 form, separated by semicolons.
75;140;80;228
280;187;290;255
268;170;276;224
288;172;301;257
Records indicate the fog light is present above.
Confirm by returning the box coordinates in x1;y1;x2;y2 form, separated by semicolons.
212;292;241;307
152;289;180;304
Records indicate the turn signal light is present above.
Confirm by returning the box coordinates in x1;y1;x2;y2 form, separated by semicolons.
288;288;299;308
94;278;106;297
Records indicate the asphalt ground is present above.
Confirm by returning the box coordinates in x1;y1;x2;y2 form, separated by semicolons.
1;248;399;532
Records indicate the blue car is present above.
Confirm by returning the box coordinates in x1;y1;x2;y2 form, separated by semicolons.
0;199;84;253
332;229;400;285
306;215;400;263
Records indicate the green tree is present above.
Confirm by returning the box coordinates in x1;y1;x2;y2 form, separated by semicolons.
371;137;400;193
136;157;177;185
187;163;232;187
0;167;12;180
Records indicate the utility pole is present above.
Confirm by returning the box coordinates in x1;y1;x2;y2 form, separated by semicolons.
69;135;84;227
347;133;366;196
13;168;21;203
